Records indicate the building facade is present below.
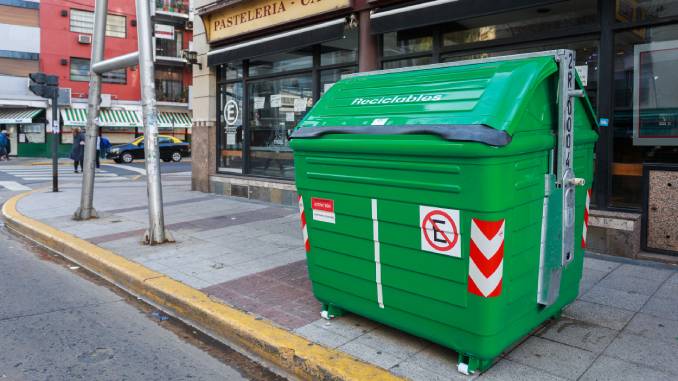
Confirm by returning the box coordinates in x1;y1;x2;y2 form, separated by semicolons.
0;0;47;156
0;0;194;158
191;0;678;258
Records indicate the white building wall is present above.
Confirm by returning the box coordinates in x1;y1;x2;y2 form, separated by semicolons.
0;24;40;54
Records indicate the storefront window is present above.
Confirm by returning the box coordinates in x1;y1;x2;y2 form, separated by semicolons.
219;62;243;81
383;56;432;69
216;35;356;179
249;50;313;77
320;29;358;66
613;24;678;208
219;82;244;173
248;75;312;179
382;27;433;57
20;123;45;144
616;0;678;23
442;1;597;47
320;67;356;96
441;41;599;110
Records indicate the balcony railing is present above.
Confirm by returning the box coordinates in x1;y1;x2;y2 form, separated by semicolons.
155;0;188;14
156;80;188;103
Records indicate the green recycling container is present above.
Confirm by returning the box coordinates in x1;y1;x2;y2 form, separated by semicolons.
290;53;598;374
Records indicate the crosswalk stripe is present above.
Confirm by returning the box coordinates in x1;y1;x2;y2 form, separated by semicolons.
0;181;31;191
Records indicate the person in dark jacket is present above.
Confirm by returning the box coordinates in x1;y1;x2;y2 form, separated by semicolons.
70;127;85;173
0;130;8;160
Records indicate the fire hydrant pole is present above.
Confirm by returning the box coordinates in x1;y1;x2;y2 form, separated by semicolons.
136;0;170;244
74;0;107;220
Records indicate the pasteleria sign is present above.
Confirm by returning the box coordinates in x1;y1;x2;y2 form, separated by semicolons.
204;0;351;43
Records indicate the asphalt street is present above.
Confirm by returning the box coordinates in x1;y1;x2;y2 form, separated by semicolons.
0;168;285;381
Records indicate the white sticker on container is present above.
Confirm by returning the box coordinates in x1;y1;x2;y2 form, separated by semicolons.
371;118;388;126
311;197;335;224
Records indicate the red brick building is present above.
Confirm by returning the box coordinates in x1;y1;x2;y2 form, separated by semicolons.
39;0;193;151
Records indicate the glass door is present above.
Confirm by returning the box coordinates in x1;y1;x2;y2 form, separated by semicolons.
247;74;313;179
219;82;244;173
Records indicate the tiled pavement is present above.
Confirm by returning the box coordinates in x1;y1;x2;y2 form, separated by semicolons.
11;176;678;381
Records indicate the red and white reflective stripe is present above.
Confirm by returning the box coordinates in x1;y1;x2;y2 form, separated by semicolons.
298;195;310;252
581;188;591;248
468;218;505;298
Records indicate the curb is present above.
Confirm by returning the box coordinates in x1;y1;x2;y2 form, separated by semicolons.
2;190;403;381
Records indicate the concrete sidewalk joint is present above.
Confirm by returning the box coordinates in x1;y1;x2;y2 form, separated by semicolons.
2;190;402;381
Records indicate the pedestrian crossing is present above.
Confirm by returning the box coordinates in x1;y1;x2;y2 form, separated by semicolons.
0;166;129;190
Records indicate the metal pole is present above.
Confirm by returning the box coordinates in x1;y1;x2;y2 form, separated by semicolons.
136;0;171;244
51;90;59;192
74;0;108;220
91;51;139;74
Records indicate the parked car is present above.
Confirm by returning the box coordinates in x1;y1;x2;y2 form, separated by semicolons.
107;135;191;163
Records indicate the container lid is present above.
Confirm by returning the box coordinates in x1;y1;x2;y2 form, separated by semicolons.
292;56;597;146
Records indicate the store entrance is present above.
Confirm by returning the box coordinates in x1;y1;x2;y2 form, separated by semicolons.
219;82;244;174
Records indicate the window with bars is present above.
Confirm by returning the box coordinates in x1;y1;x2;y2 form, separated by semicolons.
69;9;126;38
70;58;127;84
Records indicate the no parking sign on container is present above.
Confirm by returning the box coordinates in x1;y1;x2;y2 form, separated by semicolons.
420;205;461;258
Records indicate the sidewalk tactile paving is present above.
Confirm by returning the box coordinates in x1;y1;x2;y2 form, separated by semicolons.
202;260;321;330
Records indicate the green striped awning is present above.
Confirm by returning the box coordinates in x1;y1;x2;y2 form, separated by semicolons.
61;108;143;128
0;108;43;124
157;112;192;129
60;108;87;127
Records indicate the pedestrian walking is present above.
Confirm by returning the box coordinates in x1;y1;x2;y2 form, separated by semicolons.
96;135;101;169
0;130;8;160
100;135;111;159
70;127;85;173
1;130;10;160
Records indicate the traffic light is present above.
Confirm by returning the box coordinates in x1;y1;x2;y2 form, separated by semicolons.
28;72;59;98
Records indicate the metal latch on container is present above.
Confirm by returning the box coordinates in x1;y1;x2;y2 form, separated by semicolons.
537;50;586;306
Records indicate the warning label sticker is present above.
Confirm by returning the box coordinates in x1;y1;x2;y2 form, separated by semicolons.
312;197;335;224
420;206;461;257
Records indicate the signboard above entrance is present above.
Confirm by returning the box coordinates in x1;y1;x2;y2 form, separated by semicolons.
204;0;351;43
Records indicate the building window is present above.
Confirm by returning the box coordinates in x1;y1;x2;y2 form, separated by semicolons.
69;9;126;38
156;28;184;58
70;58;127;84
70;58;90;81
155;66;186;102
612;24;678;208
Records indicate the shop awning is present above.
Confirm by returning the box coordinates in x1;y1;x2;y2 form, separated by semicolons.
370;0;562;34
61;108;143;128
157;112;192;129
0;108;43;124
207;18;347;67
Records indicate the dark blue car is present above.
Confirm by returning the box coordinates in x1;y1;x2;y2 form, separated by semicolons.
107;135;191;163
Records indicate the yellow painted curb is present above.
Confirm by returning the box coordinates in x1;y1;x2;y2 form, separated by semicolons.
2;190;403;381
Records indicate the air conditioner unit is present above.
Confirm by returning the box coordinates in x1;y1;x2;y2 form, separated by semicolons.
78;34;92;44
185;20;193;30
100;94;112;108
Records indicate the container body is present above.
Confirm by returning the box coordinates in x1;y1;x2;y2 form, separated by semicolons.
291;58;598;362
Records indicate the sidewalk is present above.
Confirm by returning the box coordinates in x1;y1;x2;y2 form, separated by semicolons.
4;177;678;380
